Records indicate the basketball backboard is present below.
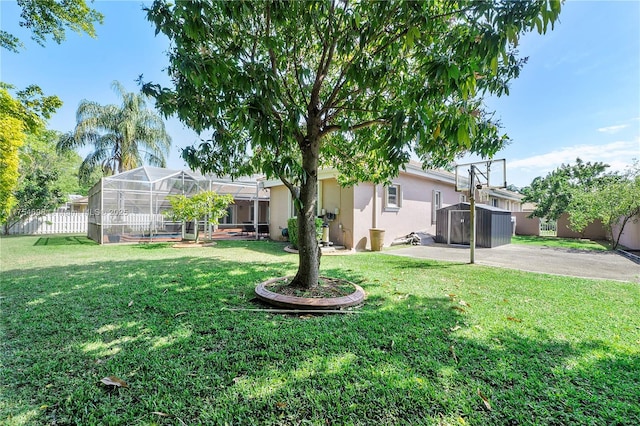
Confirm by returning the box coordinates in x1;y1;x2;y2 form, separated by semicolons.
455;159;506;193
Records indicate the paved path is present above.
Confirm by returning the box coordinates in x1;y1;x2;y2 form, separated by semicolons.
387;244;640;283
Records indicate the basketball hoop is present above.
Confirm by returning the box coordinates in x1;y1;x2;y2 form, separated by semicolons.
453;159;507;264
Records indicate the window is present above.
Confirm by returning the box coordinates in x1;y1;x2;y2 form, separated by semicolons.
432;190;442;224
384;184;402;211
459;194;467;203
492;198;499;208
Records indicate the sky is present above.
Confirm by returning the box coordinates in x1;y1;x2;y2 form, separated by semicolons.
1;0;639;188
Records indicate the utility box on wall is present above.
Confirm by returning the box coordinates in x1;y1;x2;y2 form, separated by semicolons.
435;203;512;248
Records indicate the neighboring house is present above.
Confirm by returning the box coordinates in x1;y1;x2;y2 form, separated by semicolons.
58;195;89;213
264;162;523;250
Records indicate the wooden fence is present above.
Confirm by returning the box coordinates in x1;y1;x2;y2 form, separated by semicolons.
6;213;88;235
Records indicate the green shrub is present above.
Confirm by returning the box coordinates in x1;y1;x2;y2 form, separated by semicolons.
287;217;324;249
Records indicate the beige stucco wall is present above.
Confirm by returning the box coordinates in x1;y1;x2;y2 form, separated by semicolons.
512;212;540;236
267;186;291;241
557;212;607;239
613;216;640;250
352;173;460;250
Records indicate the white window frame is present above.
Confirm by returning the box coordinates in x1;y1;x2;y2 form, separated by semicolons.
492;198;499;208
459;194;467;203
432;190;442;224
384;184;402;212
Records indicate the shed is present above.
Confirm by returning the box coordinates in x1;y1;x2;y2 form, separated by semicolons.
435;203;512;248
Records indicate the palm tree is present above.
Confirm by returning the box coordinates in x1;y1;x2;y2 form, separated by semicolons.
58;81;171;181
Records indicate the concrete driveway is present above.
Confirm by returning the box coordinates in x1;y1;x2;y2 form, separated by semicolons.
387;243;640;283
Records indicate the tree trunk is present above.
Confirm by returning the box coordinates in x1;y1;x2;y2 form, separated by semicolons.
290;138;322;289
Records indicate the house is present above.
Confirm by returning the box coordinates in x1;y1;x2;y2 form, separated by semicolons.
263;162;523;250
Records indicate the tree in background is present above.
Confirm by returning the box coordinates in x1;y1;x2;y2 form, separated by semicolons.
1;0;103;52
0;85;62;225
58;81;172;182
164;191;235;243
521;158;611;220
144;0;561;289
568;162;640;250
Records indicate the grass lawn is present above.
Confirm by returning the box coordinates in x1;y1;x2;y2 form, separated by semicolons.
511;235;611;251
2;236;639;425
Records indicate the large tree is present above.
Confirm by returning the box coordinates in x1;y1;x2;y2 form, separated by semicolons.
568;163;640;250
1;0;103;52
0;84;62;224
521;158;611;220
143;0;561;289
58;81;172;181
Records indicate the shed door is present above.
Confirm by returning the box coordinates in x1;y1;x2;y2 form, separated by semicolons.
450;210;470;245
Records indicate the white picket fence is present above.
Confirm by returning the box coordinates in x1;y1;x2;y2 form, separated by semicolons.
7;212;88;235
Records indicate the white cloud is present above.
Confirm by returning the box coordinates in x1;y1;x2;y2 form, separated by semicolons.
597;124;628;134
507;140;639;187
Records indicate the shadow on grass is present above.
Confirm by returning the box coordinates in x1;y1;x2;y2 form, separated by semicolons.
2;255;638;425
216;239;293;257
33;235;97;246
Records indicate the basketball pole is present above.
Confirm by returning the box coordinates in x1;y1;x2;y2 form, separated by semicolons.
469;165;476;264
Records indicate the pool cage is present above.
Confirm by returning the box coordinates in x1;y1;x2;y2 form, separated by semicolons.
87;166;269;244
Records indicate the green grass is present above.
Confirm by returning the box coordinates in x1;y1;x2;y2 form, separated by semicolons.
512;235;611;251
2;236;639;425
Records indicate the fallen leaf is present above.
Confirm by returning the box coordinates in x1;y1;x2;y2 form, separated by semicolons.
449;345;458;363
457;416;468;425
152;411;173;418
451;306;466;313
507;317;522;323
459;300;471;307
128;300;134;307
174;312;187;318
503;299;509;303
447;293;457;299
477;388;492;410
100;376;128;388
450;325;462;332
276;402;287;409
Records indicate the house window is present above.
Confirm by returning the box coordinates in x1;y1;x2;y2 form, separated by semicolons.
432;190;442;224
384;184;402;211
492;198;499;208
459;194;467;203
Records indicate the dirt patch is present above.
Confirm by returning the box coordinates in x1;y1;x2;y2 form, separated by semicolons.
266;276;357;298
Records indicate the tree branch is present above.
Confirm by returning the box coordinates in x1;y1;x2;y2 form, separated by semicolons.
320;118;389;137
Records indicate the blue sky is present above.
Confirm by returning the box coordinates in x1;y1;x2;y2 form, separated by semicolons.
2;0;638;188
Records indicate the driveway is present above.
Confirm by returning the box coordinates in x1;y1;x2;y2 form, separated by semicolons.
387;243;640;283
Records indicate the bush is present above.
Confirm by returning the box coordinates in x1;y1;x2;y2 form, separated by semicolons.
287;217;324;249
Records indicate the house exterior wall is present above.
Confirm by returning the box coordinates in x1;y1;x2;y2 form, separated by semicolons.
265;167;520;250
557;212;607;239
512;212;540;236
614;216;640;250
352;173;460;250
267;186;290;241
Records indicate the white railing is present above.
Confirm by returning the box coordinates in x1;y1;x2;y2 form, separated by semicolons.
7;212;88;235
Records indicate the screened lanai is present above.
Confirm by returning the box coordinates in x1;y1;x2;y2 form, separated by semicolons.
87;166;269;244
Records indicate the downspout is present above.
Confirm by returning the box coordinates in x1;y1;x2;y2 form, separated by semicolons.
372;184;378;229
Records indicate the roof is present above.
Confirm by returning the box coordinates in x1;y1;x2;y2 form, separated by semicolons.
438;202;512;213
105;166;205;184
103;166;269;200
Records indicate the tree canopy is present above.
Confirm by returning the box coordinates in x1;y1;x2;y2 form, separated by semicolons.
1;0;103;52
521;158;612;220
58;81;172;182
144;0;561;288
164;191;234;242
0;85;62;224
568;162;640;250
